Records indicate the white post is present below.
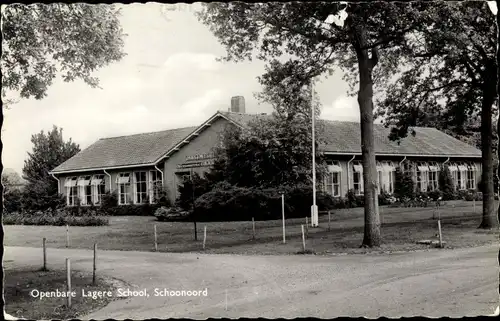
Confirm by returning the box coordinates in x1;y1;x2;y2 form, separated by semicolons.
473;199;476;213
282;194;286;244
252;217;256;240
43;237;47;271
154;225;158;252
93;243;97;285
66;224;70;248
301;225;306;252
311;79;318;227
203;226;207;250
66;258;72;308
438;220;443;248
328;211;331;231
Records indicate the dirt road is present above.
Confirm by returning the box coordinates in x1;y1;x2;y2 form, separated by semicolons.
4;245;498;319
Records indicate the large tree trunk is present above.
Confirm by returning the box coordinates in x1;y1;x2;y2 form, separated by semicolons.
352;24;381;247
478;64;498;229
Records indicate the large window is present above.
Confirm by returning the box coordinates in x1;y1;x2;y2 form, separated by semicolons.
457;163;468;190
65;177;78;206
466;163;477;190
77;176;92;205
324;161;341;197
388;170;394;194
352;162;363;195
427;162;439;191
416;162;429;192
135;172;148;204
91;174;106;205
117;173;131;205
149;170;163;203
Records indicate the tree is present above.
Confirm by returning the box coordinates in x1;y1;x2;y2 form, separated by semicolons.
1;168;25;190
22;125;80;210
438;165;455;201
393;168;415;201
213;112;327;189
374;2;498;228
198;2;431;247
1;3;126;102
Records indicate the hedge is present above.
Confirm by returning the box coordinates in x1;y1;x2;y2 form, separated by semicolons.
3;209;109;226
192;185;339;222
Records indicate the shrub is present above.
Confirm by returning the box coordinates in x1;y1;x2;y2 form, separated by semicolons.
100;191;118;211
427;189;443;201
3;209;108;226
176;173;212;211
438;165;455;200
154;206;190;222
345;189;364;208
394;168;415;200
378;190;393;206
192;184;336;222
4;188;23;213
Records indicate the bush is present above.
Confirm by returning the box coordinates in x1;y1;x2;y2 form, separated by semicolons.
427;189;443;201
176;172;212;211
438;165;455;200
154;206;191;222
4;188;23;213
3;209;108;226
394;168;415;200
192;184;336;222
345;189;364;208
378;190;394;206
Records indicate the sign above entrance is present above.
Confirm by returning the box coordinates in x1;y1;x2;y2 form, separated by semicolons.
185;153;214;161
177;160;215;169
178;153;216;169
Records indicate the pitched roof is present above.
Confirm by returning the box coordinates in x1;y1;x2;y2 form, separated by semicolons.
221;112;481;157
52;110;481;174
51;126;197;173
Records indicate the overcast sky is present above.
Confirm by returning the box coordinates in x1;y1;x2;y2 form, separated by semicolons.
2;3;361;174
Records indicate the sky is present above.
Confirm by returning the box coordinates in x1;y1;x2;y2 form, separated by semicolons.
2;3;360;174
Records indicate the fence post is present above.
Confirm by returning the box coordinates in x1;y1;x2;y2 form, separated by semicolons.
66;258;72;308
203;226;207;250
282;194;286;244
301;225;306;252
305;217;309;238
66;224;70;248
473;198;476;213
252;217;256;240
437;220;443;248
93;243;97;285
328;211;331;232
42;237;47;271
154;225;158;252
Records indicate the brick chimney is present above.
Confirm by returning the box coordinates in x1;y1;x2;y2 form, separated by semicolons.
230;96;245;113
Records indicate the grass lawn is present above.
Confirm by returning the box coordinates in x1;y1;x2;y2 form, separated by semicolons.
3;268;126;320
4;200;498;255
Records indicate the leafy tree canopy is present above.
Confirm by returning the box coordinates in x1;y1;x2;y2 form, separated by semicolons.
1;3;126;101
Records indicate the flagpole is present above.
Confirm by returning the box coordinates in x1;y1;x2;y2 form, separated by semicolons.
311;79;318;227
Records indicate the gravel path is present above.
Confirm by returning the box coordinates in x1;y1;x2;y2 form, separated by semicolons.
4;245;498;319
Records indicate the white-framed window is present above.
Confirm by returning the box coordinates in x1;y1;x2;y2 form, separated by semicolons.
324;172;341;197
352;161;363;195
427;162;439;191
149;170;163;204
134;171;148;204
64;177;78;206
457;163;468;190
324;161;341;197
117;173;131;205
388;170;394;194
91;174;106;205
416;162;429;192
77;176;92;205
466;163;477;190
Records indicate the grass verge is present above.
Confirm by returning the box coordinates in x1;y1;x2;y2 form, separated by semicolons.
3;268;125;320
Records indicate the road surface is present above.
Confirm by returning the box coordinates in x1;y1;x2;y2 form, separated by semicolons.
4;245;498;319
